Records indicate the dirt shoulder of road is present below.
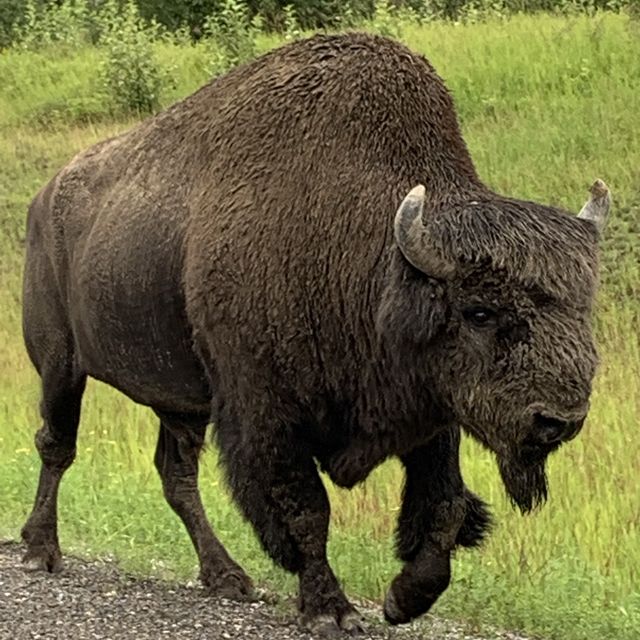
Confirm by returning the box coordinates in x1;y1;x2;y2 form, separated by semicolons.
0;540;533;640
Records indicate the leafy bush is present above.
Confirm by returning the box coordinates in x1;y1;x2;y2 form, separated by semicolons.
282;4;302;40
11;0;94;51
367;0;403;37
420;0;629;20
262;0;374;29
2;0;634;50
203;0;260;73
135;0;222;36
0;0;25;48
98;0;168;114
122;0;376;33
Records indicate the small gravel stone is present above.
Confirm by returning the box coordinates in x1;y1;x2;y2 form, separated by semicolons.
0;541;533;640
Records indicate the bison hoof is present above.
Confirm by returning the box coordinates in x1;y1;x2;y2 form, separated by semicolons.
306;615;343;639
340;611;366;635
202;568;255;601
383;588;405;625
383;586;439;626
383;555;450;625
22;545;63;574
305;611;366;638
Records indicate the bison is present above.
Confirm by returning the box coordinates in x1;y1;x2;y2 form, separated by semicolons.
21;32;611;635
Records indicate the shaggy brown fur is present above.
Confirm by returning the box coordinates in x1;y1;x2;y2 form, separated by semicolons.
21;32;606;635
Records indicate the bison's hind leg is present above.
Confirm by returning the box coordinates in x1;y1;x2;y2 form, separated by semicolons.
153;412;254;599
21;347;86;573
21;240;88;572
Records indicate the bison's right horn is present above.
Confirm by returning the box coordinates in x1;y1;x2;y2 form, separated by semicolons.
394;185;456;279
577;178;611;236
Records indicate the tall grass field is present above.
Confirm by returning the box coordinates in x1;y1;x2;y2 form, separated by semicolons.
1;9;639;640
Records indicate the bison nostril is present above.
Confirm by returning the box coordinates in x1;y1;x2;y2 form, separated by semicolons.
564;416;586;441
533;413;585;443
533;413;576;444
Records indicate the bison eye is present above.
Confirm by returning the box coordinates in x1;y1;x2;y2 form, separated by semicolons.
463;306;497;328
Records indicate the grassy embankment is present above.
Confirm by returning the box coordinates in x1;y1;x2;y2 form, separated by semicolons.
1;12;638;640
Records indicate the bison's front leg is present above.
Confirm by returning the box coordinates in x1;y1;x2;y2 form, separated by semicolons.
384;426;492;624
216;407;364;637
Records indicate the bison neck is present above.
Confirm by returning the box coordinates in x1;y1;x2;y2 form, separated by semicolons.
312;373;452;488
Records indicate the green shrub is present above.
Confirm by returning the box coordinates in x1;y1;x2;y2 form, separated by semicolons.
2;0;634;49
282;4;302;40
203;0;260;73
133;0;375;33
98;0;167;114
420;0;629;20
274;0;373;28
367;0;404;36
135;0;222;36
0;0;25;48
11;0;94;51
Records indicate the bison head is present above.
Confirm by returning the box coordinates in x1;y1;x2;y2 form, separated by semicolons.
379;180;611;513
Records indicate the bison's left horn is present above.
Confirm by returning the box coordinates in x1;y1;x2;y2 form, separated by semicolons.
577;179;611;236
394;185;456;279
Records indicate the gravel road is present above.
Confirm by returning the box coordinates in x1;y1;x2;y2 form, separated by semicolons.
0;540;531;640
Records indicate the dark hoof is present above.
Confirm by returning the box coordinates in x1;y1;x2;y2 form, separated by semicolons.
383;588;406;625
203;568;255;601
340;611;366;635
384;553;450;625
22;546;63;574
305;611;366;638
383;585;439;626
304;611;365;640
306;615;343;638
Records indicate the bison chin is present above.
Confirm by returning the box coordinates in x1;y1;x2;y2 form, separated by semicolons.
497;455;549;515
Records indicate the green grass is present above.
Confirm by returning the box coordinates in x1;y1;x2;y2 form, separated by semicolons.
1;11;639;640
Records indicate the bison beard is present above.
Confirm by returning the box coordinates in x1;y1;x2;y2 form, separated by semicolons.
498;454;549;514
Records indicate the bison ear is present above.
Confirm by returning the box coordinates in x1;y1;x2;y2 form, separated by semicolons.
577;179;611;237
375;250;448;349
